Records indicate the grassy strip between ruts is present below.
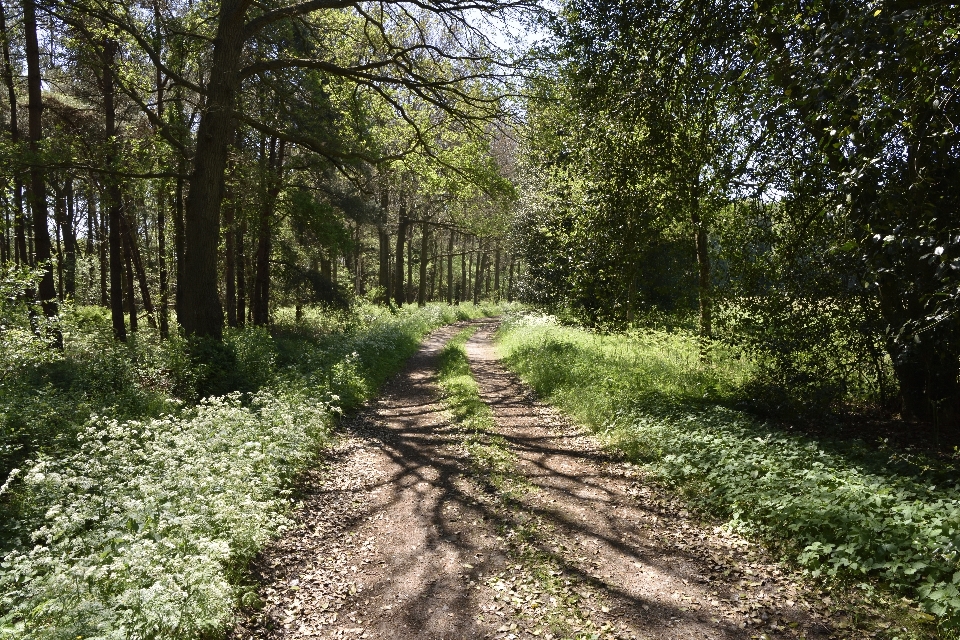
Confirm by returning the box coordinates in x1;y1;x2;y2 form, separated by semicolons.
496;311;960;639
0;302;503;640
436;326;616;640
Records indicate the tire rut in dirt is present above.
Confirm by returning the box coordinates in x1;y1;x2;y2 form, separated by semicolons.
464;319;835;640
232;322;513;640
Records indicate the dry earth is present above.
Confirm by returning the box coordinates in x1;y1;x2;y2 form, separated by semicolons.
231;319;862;640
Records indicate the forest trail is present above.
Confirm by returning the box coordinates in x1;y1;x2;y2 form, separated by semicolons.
231;320;835;640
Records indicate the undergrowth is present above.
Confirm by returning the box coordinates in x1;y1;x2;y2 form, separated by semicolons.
0;301;500;639
497;311;959;639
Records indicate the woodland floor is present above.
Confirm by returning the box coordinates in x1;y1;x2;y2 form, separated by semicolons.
230;319;863;640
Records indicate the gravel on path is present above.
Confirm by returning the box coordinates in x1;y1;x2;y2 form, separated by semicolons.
232;318;848;640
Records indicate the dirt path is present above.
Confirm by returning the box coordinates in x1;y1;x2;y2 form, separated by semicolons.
232;319;843;640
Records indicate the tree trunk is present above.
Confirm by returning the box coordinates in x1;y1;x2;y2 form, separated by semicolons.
447;230;454;304
54;186;64;300
102;38;126;341
91;180;107;307
158;180;169;338
508;256;514;302
462;237;469;304
378;226;391;304
393;197;408;307
224;187;237;327
154;29;169;338
473;241;486;305
64;179;77;297
122;225;138;332
179;0;249;339
691;205;712;348
494;244;501;300
433;234;440;302
406;225;413;303
0;183;7;263
174;171;185;321
1;0;25;267
252;137;283;326
121;209;156;326
24;0;59;344
417;221;429;307
252;209;269;327
236;219;246;327
85;184;95;297
353;223;362;295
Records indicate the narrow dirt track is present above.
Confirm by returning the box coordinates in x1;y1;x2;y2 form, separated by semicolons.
232;319;840;640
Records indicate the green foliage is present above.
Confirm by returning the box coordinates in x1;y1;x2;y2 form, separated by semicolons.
0;391;331;640
498;312;960;633
712;200;891;418
0;302;503;639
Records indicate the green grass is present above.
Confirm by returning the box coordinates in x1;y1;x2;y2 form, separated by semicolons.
435;326;606;639
437;326;524;497
0;301;502;640
497;311;960;638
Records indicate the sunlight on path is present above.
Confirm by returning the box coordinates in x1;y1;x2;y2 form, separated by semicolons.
232;319;838;640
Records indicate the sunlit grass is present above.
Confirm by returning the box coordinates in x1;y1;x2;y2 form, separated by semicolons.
496;311;959;638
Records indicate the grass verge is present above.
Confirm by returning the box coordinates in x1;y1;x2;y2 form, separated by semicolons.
496;311;959;639
0;302;502;640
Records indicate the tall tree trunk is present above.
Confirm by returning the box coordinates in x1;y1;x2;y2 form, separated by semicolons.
417;221;429;307
508;256;515;303
462;236;470;304
378;226;390;303
473;241;486;305
102;38;126;341
157;183;169;338
1;0;25;267
691;205;712;346
85;184;95;295
434;233;441;302
0;183;7;263
91;180;107;307
24;0;60;345
153;24;169;338
494;244;501;300
122;225;138;332
236;218;246;327
406;225;413;303
252;137;283;326
180;0;250;339
63;178;76;297
252;207;269;326
121;209;156;326
224;187;237;327
12;187;26;265
393;197;408;307
1;187;11;263
54;186;64;299
447;230;454;304
173;171;185;321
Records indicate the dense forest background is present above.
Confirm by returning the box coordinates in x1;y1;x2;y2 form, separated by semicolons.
0;0;957;428
517;0;960;429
